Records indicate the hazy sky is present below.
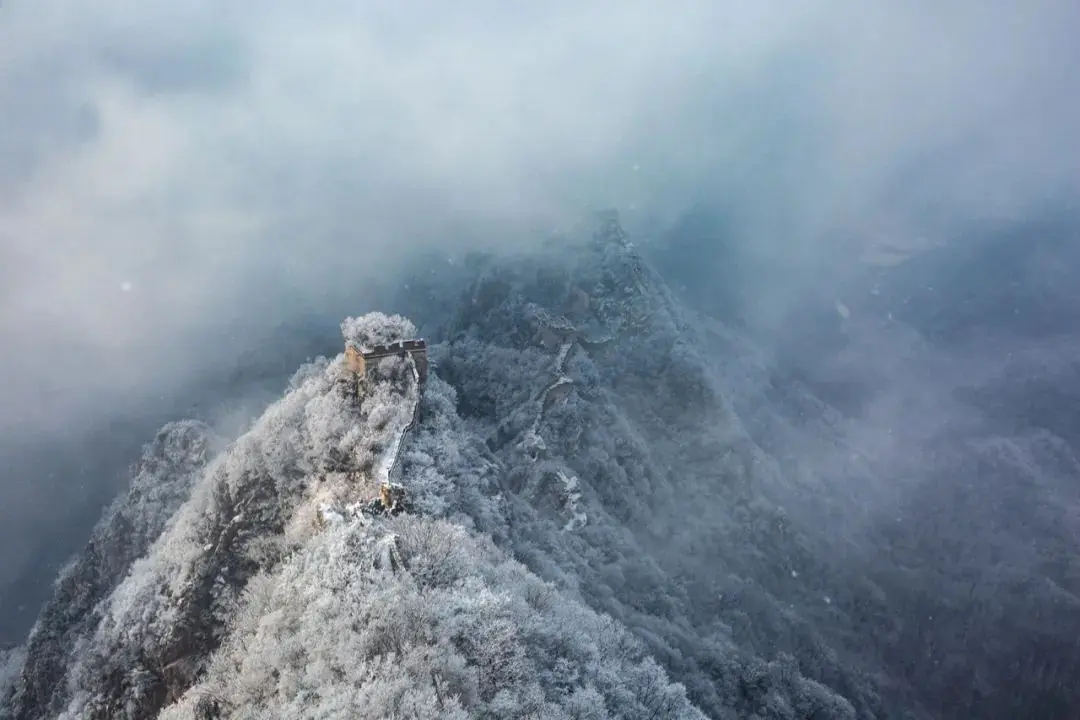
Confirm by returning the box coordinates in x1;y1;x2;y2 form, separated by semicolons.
2;0;1078;431
1;0;1079;626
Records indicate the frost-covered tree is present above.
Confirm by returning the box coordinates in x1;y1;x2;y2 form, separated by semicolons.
161;516;706;720
12;314;426;720
6;421;219;720
20;214;1074;720
341;312;418;349
1;644;26;709
416;224;903;718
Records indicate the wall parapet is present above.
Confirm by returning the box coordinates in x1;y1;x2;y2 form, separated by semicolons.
345;338;428;386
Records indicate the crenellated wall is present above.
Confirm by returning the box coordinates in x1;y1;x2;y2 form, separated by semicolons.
346;339;428;386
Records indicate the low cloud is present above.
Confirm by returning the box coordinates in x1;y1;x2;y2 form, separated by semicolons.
0;0;1077;618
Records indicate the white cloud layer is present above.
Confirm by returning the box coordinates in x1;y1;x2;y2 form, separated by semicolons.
0;2;1077;590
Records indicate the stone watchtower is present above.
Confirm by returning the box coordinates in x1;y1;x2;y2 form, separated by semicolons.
345;344;367;374
344;339;428;386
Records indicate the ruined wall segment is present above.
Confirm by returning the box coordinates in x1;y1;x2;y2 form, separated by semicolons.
345;339;428;389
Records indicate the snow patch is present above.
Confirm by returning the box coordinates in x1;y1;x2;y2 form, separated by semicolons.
557;470;587;532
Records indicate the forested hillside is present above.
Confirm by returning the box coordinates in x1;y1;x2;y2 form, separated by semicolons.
4;215;1079;719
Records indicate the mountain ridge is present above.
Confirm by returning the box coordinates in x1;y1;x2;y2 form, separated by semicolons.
5;214;1079;718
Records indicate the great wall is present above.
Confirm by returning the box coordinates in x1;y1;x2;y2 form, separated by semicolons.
361;340;425;514
330;319;586;529
329;222;649;527
345;339;429;386
382;351;423;488
318;339;427;523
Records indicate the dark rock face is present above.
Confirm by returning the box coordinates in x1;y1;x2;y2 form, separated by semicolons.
6;421;218;720
422;220;896;718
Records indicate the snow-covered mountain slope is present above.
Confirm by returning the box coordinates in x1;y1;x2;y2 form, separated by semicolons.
0;305;711;719
419;216;900;719
5;421;219;719
650;210;1080;718
5;214;1078;719
160;515;707;720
